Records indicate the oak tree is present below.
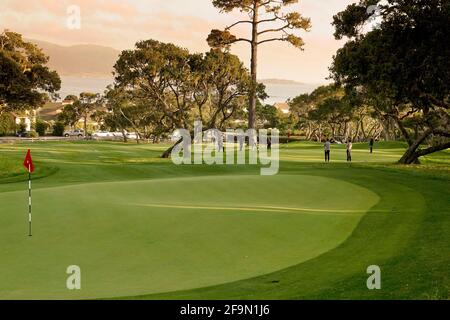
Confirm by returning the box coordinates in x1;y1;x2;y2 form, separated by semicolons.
331;0;450;164
0;30;60;116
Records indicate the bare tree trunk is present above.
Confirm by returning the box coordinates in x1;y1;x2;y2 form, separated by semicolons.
121;128;128;143
345;122;350;141
248;2;259;130
353;120;362;142
382;118;391;141
361;119;368;140
317;124;322;142
306;124;313;140
83;116;88;140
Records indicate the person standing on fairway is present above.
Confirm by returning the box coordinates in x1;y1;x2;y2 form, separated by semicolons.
369;138;374;154
217;132;224;152
346;139;353;162
324;138;331;162
238;133;244;151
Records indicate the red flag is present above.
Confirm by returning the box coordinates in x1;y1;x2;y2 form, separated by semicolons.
23;149;34;173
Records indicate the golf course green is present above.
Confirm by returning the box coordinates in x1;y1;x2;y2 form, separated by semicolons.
0;141;448;299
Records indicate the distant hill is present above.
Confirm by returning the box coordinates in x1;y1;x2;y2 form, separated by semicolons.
260;79;304;85
29;39;120;78
37;102;63;121
28;40;305;85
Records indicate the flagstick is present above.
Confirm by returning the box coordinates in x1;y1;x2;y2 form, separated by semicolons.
28;163;32;237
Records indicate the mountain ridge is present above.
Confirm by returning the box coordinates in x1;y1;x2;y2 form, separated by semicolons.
259;79;305;85
29;39;306;85
28;39;120;78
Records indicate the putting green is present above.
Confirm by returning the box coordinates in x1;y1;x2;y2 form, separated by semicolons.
0;174;379;299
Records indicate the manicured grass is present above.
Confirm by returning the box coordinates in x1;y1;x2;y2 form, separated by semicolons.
0;141;448;299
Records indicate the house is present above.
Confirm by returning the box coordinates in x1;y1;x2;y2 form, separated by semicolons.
12;110;36;132
37;102;64;121
62;98;75;106
274;102;290;114
9;98;75;133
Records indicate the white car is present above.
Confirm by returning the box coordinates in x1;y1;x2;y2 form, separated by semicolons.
63;129;85;137
126;132;139;140
112;131;125;138
92;131;112;138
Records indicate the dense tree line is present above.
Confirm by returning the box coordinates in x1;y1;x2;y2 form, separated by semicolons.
288;85;385;143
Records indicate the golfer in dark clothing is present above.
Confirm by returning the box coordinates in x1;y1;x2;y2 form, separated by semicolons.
369;138;374;154
324;139;331;162
267;137;272;150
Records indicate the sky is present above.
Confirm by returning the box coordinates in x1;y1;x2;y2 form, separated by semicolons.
0;0;358;84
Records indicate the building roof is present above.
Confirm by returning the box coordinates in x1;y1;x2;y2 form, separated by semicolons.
274;102;290;114
37;102;63;121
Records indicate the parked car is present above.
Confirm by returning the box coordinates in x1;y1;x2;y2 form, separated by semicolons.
63;129;85;138
92;131;112;138
126;132;139;140
112;131;124;138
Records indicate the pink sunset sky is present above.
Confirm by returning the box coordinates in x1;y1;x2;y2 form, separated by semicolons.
0;0;358;83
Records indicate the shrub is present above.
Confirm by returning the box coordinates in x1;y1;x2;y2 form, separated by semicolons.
17;123;27;135
35;119;48;136
0;114;15;136
26;131;39;138
52;121;65;136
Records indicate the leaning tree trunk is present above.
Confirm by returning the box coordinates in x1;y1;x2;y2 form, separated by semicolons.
161;137;184;159
398;147;421;164
399;141;450;164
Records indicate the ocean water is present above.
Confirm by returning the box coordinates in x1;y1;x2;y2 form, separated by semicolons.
58;76;322;104
58;76;113;100
262;82;322;105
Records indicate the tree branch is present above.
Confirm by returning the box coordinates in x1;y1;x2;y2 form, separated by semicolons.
258;25;290;36
231;38;252;45
226;20;253;30
432;129;450;138
258;38;286;45
416;141;450;157
257;14;285;25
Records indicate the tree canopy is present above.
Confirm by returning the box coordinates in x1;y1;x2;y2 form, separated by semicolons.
58;93;102;136
0;30;61;115
331;0;450;163
110;39;256;154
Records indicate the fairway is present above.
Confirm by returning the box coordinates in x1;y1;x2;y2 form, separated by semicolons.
0;141;448;300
